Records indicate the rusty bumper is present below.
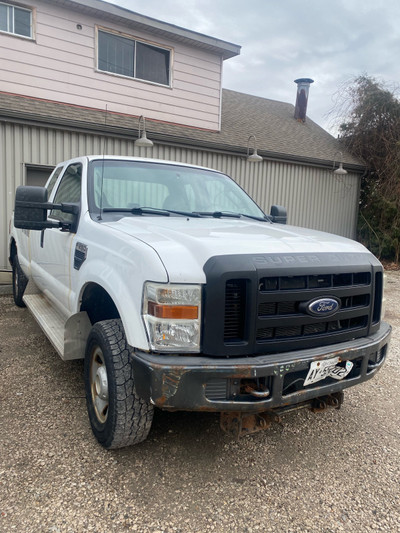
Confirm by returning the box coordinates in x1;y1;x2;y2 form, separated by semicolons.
131;322;391;412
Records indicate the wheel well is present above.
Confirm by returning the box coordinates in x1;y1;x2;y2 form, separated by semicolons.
80;283;120;325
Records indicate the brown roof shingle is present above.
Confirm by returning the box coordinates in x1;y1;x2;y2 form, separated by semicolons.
0;89;363;169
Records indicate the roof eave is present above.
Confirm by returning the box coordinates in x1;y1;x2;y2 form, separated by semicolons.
46;0;241;59
148;131;365;172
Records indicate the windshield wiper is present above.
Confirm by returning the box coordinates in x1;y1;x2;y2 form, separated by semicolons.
103;207;170;216
163;209;201;217
102;207;201;218
193;211;269;221
102;207;268;221
193;211;241;218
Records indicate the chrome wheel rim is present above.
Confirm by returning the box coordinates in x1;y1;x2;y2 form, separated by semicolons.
90;346;109;423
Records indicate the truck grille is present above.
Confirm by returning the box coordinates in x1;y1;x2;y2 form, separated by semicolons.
224;271;371;348
202;253;383;357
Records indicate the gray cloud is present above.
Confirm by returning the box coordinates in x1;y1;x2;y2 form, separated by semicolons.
105;0;400;132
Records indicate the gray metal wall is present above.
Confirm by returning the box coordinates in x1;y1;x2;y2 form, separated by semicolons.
0;121;360;269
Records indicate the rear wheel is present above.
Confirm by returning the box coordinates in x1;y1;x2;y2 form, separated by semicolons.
12;255;28;307
84;319;154;449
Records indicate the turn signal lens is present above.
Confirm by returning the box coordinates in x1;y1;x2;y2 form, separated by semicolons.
148;302;199;320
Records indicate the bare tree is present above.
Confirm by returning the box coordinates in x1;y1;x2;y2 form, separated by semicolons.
335;75;400;262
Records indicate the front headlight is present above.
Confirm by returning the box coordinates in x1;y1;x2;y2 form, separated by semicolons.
142;282;202;352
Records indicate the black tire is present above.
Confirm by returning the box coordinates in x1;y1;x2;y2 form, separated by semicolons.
12;254;28;308
84;319;154;449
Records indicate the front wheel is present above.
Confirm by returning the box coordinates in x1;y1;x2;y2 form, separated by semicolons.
12;255;28;307
84;319;154;449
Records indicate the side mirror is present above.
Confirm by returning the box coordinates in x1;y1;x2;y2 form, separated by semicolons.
270;205;287;224
14;186;56;230
14;186;79;231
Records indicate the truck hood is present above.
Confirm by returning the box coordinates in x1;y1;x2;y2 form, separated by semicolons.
103;216;369;283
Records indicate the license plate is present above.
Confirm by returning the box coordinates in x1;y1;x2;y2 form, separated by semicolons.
304;357;353;387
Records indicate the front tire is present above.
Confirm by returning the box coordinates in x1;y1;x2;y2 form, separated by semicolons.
12;255;28;308
84;319;154;449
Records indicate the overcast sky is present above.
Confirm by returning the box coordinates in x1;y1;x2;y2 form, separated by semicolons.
105;0;400;133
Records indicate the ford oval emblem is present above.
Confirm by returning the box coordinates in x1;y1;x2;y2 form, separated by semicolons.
306;297;340;317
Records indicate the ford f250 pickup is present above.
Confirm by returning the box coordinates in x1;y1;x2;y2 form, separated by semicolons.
9;156;391;448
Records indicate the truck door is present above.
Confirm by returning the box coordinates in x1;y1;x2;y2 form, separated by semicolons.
30;163;82;316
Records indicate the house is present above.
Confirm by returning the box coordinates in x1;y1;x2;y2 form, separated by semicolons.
0;0;363;273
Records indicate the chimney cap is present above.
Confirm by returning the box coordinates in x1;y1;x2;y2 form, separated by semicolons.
294;78;314;85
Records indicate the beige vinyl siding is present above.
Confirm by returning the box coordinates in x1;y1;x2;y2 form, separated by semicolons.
0;121;360;269
0;0;222;129
0;62;221;124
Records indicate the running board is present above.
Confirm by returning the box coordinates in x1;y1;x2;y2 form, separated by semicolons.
23;293;65;358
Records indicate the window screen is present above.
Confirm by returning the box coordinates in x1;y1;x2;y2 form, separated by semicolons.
136;42;170;85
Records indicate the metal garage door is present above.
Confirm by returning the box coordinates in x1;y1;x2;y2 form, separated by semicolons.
26;165;54;187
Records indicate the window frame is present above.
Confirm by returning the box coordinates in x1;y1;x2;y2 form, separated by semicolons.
96;26;172;88
0;1;34;39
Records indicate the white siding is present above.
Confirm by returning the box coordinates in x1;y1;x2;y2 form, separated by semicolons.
0;0;223;130
0;122;360;269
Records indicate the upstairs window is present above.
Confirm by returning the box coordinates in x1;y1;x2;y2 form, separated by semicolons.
98;29;171;86
0;2;32;38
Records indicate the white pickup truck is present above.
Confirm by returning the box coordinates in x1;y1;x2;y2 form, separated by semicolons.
9;156;391;448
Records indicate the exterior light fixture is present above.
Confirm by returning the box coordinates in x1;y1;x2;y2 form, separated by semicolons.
333;151;348;175
246;135;263;163
134;115;154;148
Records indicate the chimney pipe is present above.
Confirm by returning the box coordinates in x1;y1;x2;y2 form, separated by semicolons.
294;78;314;122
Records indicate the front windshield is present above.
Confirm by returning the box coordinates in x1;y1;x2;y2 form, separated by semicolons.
88;160;266;219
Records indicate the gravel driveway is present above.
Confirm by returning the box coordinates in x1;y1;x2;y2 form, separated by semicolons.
1;272;399;533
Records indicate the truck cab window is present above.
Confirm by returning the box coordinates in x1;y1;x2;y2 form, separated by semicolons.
46;166;64;198
50;164;82;223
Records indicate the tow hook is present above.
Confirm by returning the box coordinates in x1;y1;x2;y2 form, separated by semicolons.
310;391;344;412
220;411;280;439
244;384;270;398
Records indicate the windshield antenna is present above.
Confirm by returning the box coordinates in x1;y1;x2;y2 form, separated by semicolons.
99;104;108;221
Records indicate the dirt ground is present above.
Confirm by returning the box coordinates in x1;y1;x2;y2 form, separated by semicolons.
0;272;399;533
